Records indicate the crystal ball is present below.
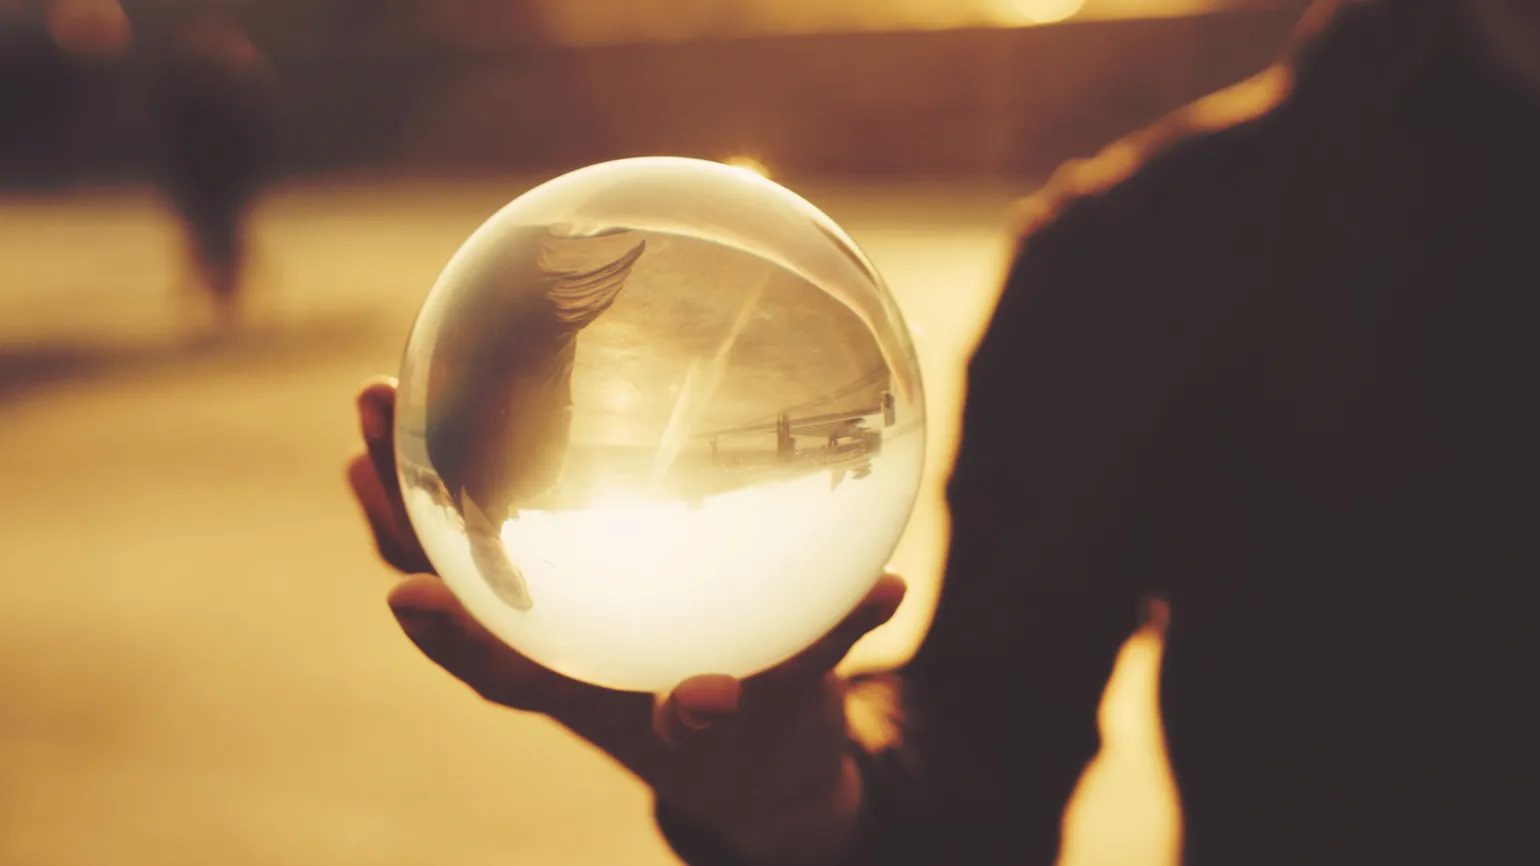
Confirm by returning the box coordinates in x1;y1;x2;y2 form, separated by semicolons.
393;157;926;693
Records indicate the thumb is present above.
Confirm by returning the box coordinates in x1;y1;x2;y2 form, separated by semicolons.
653;674;742;747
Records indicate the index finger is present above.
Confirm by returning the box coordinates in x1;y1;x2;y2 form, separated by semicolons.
358;378;410;525
352;377;435;575
348;452;435;575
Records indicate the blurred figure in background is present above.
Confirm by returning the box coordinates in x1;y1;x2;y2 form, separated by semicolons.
145;12;283;326
350;0;1538;865
0;21;72;187
0;2;128;189
45;0;134;181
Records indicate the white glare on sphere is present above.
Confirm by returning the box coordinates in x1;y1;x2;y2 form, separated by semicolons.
394;157;926;693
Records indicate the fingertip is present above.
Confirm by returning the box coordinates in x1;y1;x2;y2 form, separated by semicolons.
865;573;908;626
654;675;742;744
674;674;742;717
358;376;399;402
387;574;457;615
874;571;908;601
346;453;375;496
357;379;398;442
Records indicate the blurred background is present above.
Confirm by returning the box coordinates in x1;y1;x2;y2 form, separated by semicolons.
1;1;1311;864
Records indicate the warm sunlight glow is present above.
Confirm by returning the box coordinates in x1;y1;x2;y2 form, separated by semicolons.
1059;601;1181;866
1002;0;1087;25
403;432;923;694
560;483;692;569
529;0;1231;46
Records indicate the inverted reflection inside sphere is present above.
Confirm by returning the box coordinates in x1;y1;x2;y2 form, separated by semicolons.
394;157;925;693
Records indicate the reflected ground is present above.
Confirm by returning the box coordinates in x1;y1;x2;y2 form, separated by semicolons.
0;179;1176;866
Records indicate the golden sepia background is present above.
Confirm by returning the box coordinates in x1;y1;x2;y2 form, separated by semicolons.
1;2;1310;863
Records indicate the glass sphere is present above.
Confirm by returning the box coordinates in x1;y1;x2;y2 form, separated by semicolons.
394;157;925;693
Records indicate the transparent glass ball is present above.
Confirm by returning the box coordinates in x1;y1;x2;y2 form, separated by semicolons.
394;157;926;693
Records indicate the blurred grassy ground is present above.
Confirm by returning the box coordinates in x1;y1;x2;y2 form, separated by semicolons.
0;180;1176;866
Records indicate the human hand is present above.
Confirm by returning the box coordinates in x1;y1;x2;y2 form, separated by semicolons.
347;378;906;861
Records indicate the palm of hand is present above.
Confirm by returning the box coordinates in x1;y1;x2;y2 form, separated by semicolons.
346;378;902;859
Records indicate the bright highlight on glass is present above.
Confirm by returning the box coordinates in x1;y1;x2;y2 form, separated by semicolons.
394;157;926;693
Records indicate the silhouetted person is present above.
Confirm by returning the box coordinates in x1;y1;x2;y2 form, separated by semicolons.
418;228;647;610
744;2;1533;864
0;18;82;188
350;1;1539;864
146;15;281;323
